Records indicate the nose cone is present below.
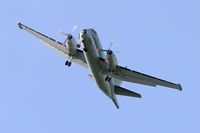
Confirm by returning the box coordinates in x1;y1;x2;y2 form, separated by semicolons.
82;29;87;35
79;29;88;41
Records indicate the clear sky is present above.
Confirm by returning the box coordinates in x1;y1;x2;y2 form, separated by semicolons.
1;0;200;132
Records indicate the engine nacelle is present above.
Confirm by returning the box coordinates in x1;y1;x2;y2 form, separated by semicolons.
64;34;77;56
106;50;118;71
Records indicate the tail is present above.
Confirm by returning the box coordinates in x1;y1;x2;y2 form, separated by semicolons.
112;98;120;109
114;86;142;98
111;86;141;109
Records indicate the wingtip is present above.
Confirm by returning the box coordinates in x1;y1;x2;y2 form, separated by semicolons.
17;22;23;29
177;84;182;91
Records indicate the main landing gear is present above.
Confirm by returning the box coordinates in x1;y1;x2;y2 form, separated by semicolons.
65;61;72;67
105;76;111;82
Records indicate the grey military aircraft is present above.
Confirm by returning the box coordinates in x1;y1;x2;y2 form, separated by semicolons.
18;22;182;109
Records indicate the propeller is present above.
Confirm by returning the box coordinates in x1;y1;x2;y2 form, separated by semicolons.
58;25;78;37
99;40;115;55
59;25;80;45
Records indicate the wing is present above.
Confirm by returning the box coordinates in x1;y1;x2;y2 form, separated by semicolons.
98;57;162;87
112;65;182;91
17;22;88;68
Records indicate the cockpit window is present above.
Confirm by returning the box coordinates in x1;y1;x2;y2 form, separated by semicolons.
90;29;97;35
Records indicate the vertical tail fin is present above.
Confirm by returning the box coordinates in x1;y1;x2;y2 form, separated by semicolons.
112;98;120;109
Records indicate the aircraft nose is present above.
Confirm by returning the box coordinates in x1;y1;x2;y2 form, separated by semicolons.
79;29;88;41
82;29;87;35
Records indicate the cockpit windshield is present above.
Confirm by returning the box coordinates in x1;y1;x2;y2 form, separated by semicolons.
90;29;97;36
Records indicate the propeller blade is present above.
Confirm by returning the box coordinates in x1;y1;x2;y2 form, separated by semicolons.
71;25;78;33
109;40;115;49
99;49;108;52
59;25;78;36
58;29;67;35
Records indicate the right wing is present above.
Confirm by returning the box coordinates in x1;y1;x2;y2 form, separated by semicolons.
99;57;182;91
113;65;182;91
98;57;159;87
17;22;88;68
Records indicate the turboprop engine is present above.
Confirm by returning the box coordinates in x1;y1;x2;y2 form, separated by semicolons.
105;49;118;72
59;26;80;57
59;26;81;67
64;34;80;57
103;49;119;82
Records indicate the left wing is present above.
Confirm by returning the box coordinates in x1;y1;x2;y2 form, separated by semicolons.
112;65;182;91
17;22;88;68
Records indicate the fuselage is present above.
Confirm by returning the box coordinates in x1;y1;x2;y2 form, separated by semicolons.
79;29;119;108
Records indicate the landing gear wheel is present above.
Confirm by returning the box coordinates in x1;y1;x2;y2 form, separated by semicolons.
76;44;81;48
68;62;72;67
65;61;69;66
105;76;109;81
65;61;72;67
83;48;88;52
108;77;111;82
105;76;111;82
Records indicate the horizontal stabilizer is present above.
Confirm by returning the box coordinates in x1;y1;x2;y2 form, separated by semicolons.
114;86;142;98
